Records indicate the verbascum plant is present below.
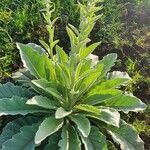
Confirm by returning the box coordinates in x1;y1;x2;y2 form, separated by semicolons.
0;0;147;149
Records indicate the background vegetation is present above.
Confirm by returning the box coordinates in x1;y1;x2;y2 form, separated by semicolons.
0;0;149;149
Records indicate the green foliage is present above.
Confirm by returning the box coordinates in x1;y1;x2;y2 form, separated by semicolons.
0;1;149;148
80;126;107;150
0;116;39;149
107;120;144;150
96;0;124;46
0;0;45;78
1;124;38;150
0;0;80;79
133;120;150;136
0;0;147;149
130;105;150;138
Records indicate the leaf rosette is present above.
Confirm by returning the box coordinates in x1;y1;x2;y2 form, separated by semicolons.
0;0;147;150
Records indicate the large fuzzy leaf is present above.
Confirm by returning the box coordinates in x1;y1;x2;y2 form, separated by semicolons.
27;43;46;54
32;79;64;103
83;107;120;127
0;122;20;149
92;78;129;90
0;82;33;99
0;96;49;116
17;43;48;79
80;126;107;150
98;53;117;77
74;68;95;89
83;89;122;105
97;108;120;127
79;42;101;59
0;116;39;149
58;125;81;150
1;124;38;150
70;114;91;137
104;94;147;113
74;104;100;115
44;132;60;150
26;95;57;110
35;116;63;144
77;64;103;96
107;120;144;150
58;126;68;150
98;107;120;127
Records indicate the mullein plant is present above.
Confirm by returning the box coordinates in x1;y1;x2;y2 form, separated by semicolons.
0;0;147;149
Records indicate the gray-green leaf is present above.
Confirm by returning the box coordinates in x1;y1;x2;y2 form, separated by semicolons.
93;78;130;90
84;107;120;127
26;95;57;110
58;125;81;150
58;126;69;150
104;94;147;113
79;42;101;59
44;132;60;150
0;82;33;99
1;123;38;150
0;96;48;116
32;79;64;103
75;104;100;115
12;69;35;87
98;107;120;127
17;43;48;79
83;89;122;105
70;114;91;137
27;43;46;55
80;126;107;150
107;120;144;150
0;123;20;149
35;116;63;144
0;116;39;149
98;53;117;77
55;107;72;119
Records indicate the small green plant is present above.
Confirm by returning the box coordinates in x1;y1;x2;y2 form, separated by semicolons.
133;120;150;136
0;0;147;149
0;0;45;78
